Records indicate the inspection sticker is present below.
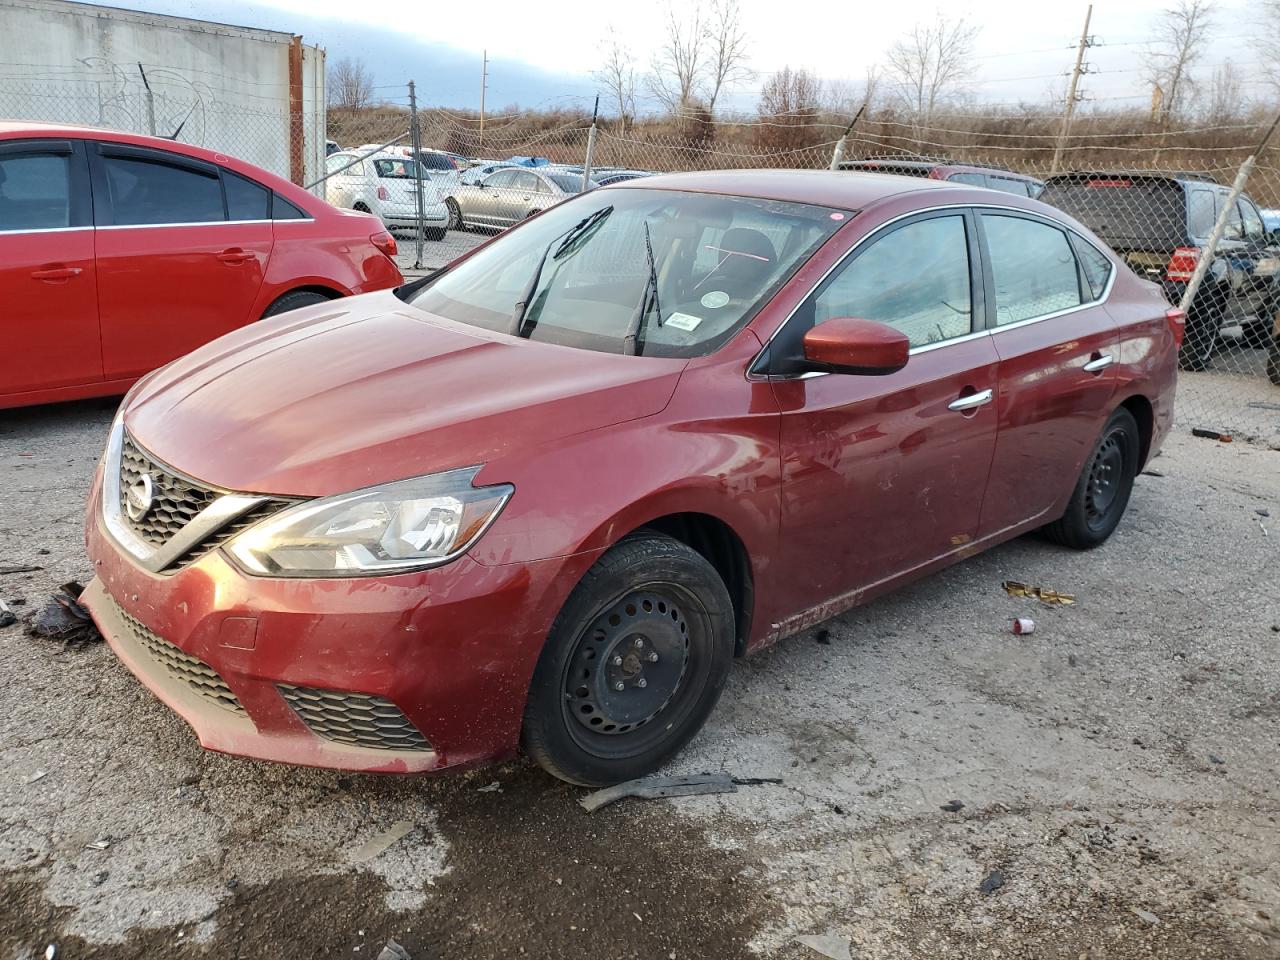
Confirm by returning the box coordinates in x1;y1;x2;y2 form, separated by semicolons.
700;290;730;309
665;312;703;331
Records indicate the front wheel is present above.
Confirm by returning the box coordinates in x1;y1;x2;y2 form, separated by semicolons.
445;198;462;230
522;534;734;786
1043;407;1140;550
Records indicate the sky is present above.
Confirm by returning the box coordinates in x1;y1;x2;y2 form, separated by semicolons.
104;0;1269;114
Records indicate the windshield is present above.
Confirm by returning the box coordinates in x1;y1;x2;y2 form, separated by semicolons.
403;187;846;358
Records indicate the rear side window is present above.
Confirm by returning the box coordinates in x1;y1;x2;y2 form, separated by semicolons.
103;155;223;225
1072;237;1113;300
1187;189;1215;237
272;193;308;220
0;152;71;230
981;214;1082;324
812;214;972;348
948;172;986;186
224;171;270;221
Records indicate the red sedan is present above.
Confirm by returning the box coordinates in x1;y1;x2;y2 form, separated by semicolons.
81;170;1180;786
0;122;402;409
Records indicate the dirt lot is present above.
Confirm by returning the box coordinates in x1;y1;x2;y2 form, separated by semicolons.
1;394;1278;960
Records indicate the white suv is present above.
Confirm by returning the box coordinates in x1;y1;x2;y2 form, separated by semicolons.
324;151;449;240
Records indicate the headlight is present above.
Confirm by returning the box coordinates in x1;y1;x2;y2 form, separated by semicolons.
225;467;512;578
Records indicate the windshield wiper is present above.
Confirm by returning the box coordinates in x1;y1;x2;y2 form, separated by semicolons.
509;205;613;338
621;221;662;356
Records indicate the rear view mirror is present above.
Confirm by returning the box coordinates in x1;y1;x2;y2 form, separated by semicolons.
801;318;910;376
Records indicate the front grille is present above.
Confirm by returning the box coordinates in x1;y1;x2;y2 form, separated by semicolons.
118;433;294;572
115;601;246;716
278;685;431;752
120;437;219;547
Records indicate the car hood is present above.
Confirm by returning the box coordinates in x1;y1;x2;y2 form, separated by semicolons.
124;291;686;497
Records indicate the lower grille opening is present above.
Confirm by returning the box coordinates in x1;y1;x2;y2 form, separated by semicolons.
277;685;431;752
114;603;245;716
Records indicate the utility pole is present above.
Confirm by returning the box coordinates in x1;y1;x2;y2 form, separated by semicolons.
582;95;599;191
479;50;489;152
1050;4;1094;177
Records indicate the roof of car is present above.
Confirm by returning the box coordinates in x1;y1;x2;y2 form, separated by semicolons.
618;168;964;209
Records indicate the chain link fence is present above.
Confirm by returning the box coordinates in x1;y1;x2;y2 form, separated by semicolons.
1;63;1276;445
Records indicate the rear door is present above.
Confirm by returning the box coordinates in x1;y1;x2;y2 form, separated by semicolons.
90;142;273;380
975;209;1120;537
0;138;99;397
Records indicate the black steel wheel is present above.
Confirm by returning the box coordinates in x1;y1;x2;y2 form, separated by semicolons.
1043;407;1140;549
1178;288;1223;371
522;534;734;786
445;198;463;230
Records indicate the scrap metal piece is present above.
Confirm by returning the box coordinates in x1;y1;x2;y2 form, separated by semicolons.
795;933;853;960
580;773;738;812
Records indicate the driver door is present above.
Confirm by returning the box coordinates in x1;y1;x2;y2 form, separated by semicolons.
766;210;1001;624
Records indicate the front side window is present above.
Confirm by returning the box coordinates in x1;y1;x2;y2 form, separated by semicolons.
1239;199;1265;240
403;188;844;358
0;152;71;230
103;155;223;225
809;214;973;349
982;214;1082;324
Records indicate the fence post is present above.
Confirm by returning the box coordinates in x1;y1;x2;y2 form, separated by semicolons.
408;79;425;270
829;104;866;171
582;96;599;191
1178;112;1280;316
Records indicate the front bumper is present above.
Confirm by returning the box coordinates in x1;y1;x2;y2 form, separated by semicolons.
83;471;597;773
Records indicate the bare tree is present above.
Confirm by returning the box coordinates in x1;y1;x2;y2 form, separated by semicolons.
756;66;824;150
885;18;980;120
594;29;638;133
1143;0;1216;125
328;57;374;111
705;0;752;114
647;3;707;115
824;66;882;117
1199;58;1243;123
1251;0;1280;93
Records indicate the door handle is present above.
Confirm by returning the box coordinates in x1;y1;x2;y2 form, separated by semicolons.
1083;354;1115;373
217;249;253;264
948;388;994;412
31;266;82;281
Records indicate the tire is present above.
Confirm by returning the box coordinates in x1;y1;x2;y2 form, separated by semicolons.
521;533;735;786
1242;308;1276;349
261;290;331;318
425;226;446;242
1268;338;1280;386
445;198;463;230
1179;292;1221;371
1043;407;1141;550
353;202;371;213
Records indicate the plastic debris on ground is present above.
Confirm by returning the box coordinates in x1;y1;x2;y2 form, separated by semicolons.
980;869;1005;894
1191;427;1233;442
1002;580;1076;606
580;773;781;812
376;938;411;960
25;583;102;647
939;799;965;813
795;933;853;960
350;821;415;863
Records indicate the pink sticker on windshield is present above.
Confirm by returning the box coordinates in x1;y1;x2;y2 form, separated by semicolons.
830;212;846;221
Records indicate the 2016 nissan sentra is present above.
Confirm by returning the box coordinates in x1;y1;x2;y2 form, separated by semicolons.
82;170;1181;786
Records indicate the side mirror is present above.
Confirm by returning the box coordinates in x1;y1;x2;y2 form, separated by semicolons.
801;318;910;376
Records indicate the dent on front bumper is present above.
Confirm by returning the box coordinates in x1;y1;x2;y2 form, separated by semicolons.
82;475;596;774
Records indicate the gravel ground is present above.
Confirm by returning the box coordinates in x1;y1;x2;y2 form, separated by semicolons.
1;395;1278;960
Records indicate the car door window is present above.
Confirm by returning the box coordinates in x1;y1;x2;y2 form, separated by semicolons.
1219;190;1244;239
811;214;972;348
981;214;1082;324
484;170;516;189
102;154;224;225
0;151;71;230
224;171;270;221
1239;199;1266;241
1187;189;1215;237
1071;236;1114;300
326;154;348;175
513;172;541;193
272;193;308;220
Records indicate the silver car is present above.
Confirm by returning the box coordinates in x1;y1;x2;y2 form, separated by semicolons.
446;168;596;231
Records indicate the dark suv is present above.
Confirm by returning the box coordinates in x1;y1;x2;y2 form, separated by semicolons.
1040;171;1280;371
838;156;1045;198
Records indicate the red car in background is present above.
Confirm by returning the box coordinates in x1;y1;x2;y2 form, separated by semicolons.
0;122;403;409
82;170;1180;786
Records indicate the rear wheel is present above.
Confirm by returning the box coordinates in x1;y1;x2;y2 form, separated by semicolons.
522;534;734;786
1268;338;1280;386
445;198;463;230
261;289;331;318
1043;407;1140;550
1179;294;1221;371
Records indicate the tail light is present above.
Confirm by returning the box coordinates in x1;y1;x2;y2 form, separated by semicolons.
1166;246;1201;282
1165;307;1186;346
370;231;397;258
376;185;390;201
